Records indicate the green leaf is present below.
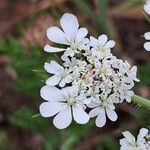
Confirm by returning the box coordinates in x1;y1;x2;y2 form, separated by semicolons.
103;136;120;150
9;107;49;133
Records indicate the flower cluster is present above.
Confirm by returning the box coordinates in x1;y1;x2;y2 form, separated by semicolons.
144;0;150;51
120;128;150;150
39;13;139;129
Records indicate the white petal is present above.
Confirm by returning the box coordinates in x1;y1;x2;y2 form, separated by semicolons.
39;102;66;117
44;61;63;74
44;44;66;53
90;36;98;47
73;105;89;124
40;85;63;101
144;32;150;40
46;75;61;86
59;78;66;87
60;13;79;42
64;48;75;57
137;128;148;142
89;107;100;118
106;108;118;121
144;3;150;15
104;40;116;48
47;26;69;44
68;85;79;97
95;110;106;127
61;87;70;99
98;34;108;46
53;106;72;129
122;131;135;144
87;102;100;108
144;42;150;51
75;27;88;43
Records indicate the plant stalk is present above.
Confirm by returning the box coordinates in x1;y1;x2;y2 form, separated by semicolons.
132;94;150;110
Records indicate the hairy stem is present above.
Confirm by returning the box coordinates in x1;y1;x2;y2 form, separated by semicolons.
132;94;150;110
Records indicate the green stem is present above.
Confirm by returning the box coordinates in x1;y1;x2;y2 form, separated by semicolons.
132;94;150;110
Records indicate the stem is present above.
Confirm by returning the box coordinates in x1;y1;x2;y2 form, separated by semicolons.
132;94;150;110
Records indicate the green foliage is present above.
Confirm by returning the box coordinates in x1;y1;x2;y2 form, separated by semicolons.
138;64;150;86
0;38;52;97
103;136;120;150
115;0;144;11
0;130;10;150
9;107;50;133
73;0;108;33
135;108;150;127
62;121;94;149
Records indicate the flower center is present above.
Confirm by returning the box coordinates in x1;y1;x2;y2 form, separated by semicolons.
67;97;76;106
100;67;107;74
70;42;78;50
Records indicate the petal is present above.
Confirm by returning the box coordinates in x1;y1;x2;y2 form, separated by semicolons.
60;13;79;42
144;42;150;51
144;3;150;15
95;110;106;127
53;106;72;129
98;34;108;46
40;85;63;101
39;102;66;117
46;75;61;86
68;85;79;97
122;131;135;144
44;61;63;74
87;102;100;108
137;128;148;142
44;44;66;53
73;105;89;124
47;26;69;45
144;32;150;40
104;40;116;48
61;87;70;99
89;107;100;118
64;48;75;57
59;78;66;87
75;27;88;43
90;36;98;47
106;108;118;121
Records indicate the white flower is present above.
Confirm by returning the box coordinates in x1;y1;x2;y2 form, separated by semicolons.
144;32;150;51
44;13;89;57
44;61;73;87
120;128;149;150
40;13;140;129
144;0;150;15
89;34;115;60
89;95;118;127
90;34;116;49
119;84;134;102
40;85;89;129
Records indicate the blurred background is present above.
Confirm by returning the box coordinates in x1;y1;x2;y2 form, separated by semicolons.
0;0;150;149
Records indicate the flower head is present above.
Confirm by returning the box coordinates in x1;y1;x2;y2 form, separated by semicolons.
40;85;89;129
120;128;150;150
40;13;139;129
44;13;89;57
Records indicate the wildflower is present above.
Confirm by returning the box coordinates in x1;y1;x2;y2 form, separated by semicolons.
144;0;150;15
144;32;150;51
89;94;118;127
44;61;73;87
40;13;139;129
120;128;150;150
44;13;89;57
40;85;89;129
